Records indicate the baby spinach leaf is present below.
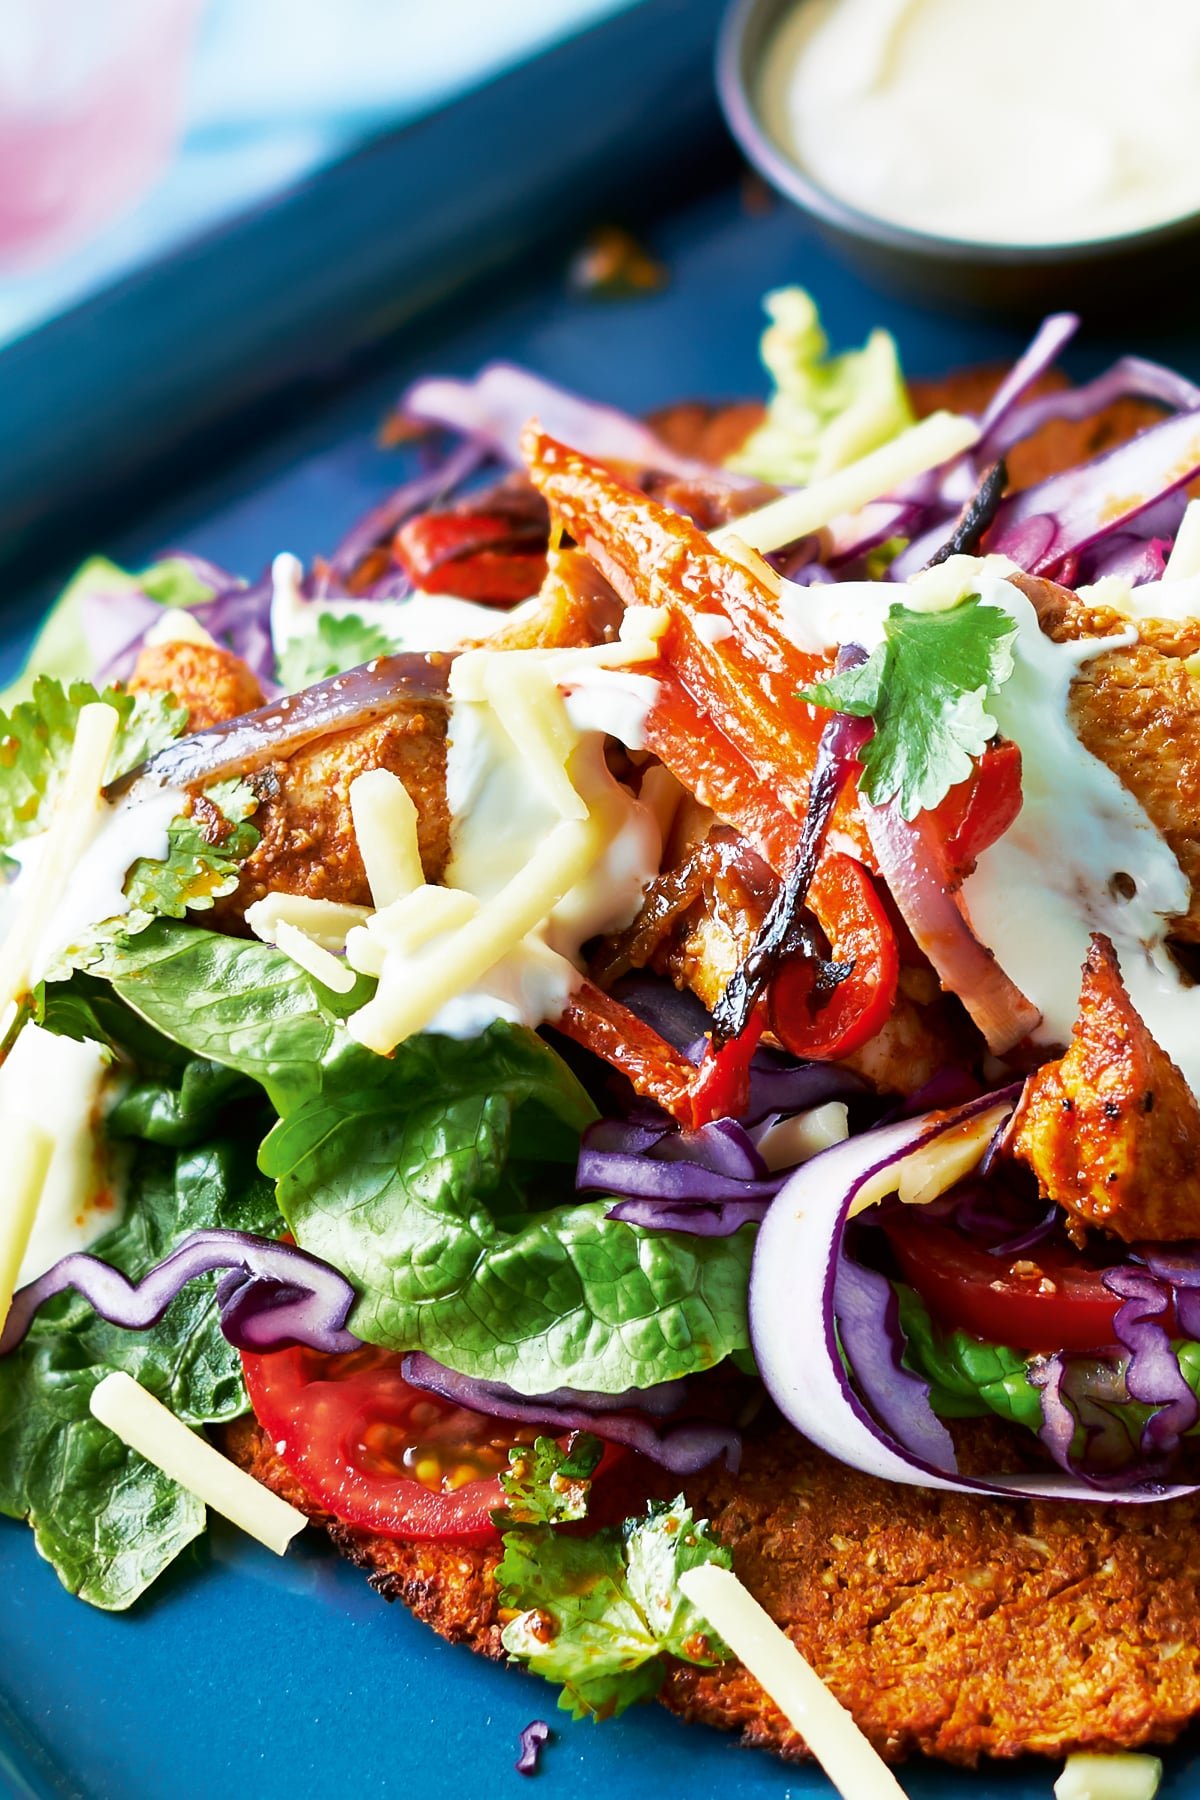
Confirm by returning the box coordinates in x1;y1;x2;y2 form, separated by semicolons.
0;1100;279;1611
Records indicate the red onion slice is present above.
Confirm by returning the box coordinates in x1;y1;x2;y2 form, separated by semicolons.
864;797;1041;1055
1;1229;360;1357
109;651;452;800
749;1096;1200;1503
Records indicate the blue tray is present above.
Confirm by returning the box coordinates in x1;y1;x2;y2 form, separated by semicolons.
3;3;1200;1794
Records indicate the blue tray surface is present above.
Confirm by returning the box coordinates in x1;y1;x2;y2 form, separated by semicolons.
3;170;1200;1800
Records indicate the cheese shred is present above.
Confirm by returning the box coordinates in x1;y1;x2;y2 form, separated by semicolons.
0;1122;54;1332
712;412;980;556
676;1565;909;1800
89;1371;307;1555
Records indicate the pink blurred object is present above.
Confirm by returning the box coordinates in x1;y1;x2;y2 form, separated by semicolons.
0;0;204;272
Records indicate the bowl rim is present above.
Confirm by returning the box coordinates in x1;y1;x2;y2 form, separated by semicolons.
717;0;1200;269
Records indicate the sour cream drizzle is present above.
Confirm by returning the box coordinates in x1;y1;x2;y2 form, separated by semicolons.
781;556;1200;1094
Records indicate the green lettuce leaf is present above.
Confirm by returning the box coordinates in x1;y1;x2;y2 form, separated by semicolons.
0;556;220;712
498;1496;732;1720
0;1073;278;1610
895;1284;1044;1431
277;611;393;691
728;287;913;487
57;924;753;1393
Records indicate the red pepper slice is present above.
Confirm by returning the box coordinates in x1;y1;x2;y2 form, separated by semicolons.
556;979;699;1124
930;739;1023;875
393;511;547;603
689;1009;766;1126
768;853;899;1060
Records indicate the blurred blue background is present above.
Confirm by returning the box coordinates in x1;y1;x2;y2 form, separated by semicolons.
0;0;636;348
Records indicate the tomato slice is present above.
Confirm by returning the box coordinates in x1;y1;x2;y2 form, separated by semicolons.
880;1212;1169;1352
769;854;900;1060
243;1344;563;1545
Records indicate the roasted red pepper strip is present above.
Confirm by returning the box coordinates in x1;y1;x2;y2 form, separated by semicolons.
393;511;547;603
689;1009;766;1126
769;853;899;1060
556;980;698;1125
931;738;1023;875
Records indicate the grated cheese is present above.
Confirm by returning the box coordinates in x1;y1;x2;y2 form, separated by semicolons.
1054;1753;1163;1800
0;1122;54;1333
483;656;587;821
244;892;371;951
757;1101;850;1172
89;1371;307;1555
273;920;357;995
348;768;424;907
677;1565;909;1800
711;412;980;556
0;702;118;1020
848;1102;1011;1217
347;817;601;1053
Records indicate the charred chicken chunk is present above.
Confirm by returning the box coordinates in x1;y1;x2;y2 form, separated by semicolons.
1011;932;1200;1244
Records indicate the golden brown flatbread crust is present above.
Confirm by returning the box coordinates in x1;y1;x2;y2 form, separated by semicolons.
223;1411;1200;1767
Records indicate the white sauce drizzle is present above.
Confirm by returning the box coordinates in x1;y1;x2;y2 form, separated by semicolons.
760;0;1200;247
269;550;541;679
6;1027;126;1287
780;556;1200;1093
7;787;186;982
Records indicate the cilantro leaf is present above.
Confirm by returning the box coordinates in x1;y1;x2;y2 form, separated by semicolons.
498;1433;604;1526
0;676;186;850
44;779;260;980
497;1497;732;1720
277;612;394;691
799;596;1018;818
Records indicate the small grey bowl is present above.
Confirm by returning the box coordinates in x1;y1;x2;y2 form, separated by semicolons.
718;0;1200;316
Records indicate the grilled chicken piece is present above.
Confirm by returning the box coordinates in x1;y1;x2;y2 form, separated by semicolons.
129;559;617;919
129;640;265;731
1011;933;1200;1244
1015;573;1200;943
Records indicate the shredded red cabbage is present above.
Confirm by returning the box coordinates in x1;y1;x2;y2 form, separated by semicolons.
977;313;1079;447
400;364;719;480
515;1721;550;1776
401;1354;740;1474
986;405;1200;576
984;355;1200;459
0;1229;361;1357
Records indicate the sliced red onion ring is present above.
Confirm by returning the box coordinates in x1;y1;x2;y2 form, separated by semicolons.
750;1096;1200;1502
863;797;1041;1055
401;1354;739;1474
0;1229;361;1357
977;313;1080;445
108;650;452;800
1140;1245;1200;1341
987;405;1200;575
400;364;717;481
